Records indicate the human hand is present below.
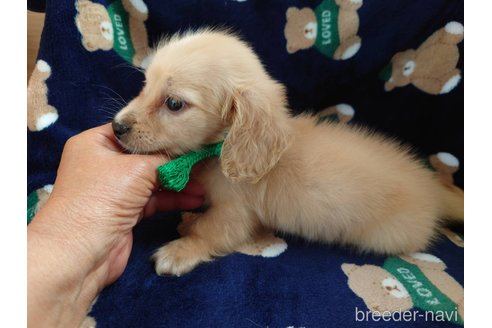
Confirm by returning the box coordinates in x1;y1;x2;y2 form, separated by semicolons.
28;123;204;327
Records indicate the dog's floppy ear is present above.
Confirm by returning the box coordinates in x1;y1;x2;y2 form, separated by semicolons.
220;81;292;183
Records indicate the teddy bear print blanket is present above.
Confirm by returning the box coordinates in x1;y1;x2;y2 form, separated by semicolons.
28;0;463;327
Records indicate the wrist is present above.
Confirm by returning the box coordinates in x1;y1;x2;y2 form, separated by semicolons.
28;204;100;327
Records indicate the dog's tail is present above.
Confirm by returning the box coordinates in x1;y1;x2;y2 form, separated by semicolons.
440;184;464;222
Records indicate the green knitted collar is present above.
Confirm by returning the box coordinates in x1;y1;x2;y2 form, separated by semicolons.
157;142;223;192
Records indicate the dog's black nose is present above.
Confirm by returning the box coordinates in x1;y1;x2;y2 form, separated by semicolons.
112;120;131;139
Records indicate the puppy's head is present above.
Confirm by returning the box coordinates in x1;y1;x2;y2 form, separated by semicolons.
113;30;292;183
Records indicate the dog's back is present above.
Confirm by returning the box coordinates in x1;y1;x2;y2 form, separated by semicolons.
204;115;459;255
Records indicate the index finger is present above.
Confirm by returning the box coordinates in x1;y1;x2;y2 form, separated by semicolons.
87;123;122;152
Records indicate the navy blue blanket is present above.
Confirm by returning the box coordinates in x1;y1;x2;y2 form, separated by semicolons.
28;0;464;327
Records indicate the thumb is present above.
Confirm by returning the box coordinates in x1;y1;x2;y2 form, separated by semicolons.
126;153;171;192
89;123;172;188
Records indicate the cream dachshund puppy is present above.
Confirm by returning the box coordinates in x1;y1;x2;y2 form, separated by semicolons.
112;30;464;276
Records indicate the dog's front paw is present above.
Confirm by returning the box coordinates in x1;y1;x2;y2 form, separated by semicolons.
152;238;211;276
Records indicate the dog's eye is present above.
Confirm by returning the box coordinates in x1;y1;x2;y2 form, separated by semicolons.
165;97;185;112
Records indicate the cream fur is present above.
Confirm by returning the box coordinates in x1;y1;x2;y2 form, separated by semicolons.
113;30;464;276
